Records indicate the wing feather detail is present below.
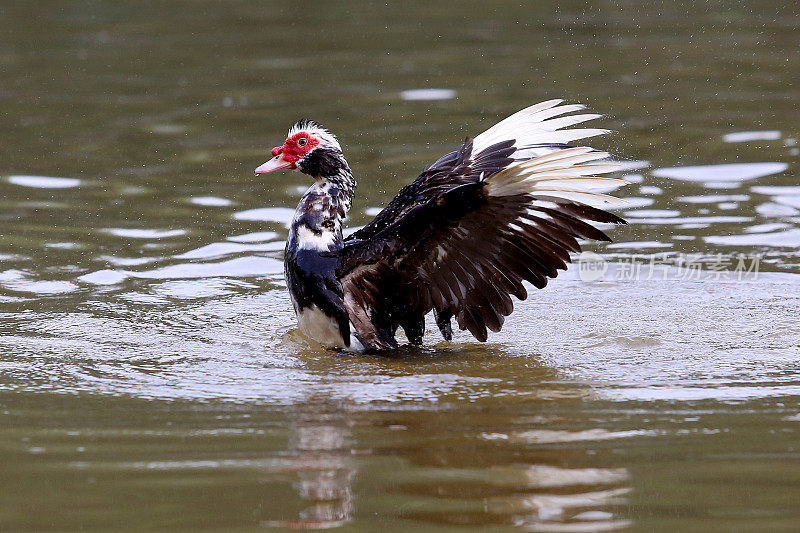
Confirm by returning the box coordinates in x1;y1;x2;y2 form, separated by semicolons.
338;101;627;349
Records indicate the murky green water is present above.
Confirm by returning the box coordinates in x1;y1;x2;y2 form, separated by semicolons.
2;1;799;531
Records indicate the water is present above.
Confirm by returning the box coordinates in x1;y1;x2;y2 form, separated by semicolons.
1;1;799;530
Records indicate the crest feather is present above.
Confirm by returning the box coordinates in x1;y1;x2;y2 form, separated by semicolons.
288;119;341;151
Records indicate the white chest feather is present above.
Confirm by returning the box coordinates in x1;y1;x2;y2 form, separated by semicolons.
297;305;345;348
295;304;366;352
297;225;338;251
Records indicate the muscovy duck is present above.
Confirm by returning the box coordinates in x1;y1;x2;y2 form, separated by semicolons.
255;99;626;352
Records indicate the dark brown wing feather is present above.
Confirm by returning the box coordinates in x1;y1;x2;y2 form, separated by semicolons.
337;139;625;350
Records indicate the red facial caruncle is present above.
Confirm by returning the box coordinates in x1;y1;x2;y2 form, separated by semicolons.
255;131;319;174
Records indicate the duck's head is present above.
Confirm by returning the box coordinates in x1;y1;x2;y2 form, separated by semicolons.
255;120;347;179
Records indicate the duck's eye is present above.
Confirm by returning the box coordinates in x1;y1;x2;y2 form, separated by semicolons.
297;137;308;147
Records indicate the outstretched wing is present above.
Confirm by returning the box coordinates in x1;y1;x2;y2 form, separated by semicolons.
338;100;627;350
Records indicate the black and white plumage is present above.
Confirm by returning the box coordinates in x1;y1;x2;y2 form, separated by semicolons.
255;100;627;352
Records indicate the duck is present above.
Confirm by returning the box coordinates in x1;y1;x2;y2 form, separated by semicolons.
254;99;627;352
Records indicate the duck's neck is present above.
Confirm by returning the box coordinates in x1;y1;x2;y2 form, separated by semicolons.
290;166;356;253
320;165;357;215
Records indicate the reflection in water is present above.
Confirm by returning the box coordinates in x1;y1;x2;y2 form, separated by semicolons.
7;175;82;188
402;466;631;531
500;487;630;531
251;396;634;531
651;162;789;183
397;427;633;530
261;408;356;529
483;434;632;530
723;131;782;143
399;88;457;101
